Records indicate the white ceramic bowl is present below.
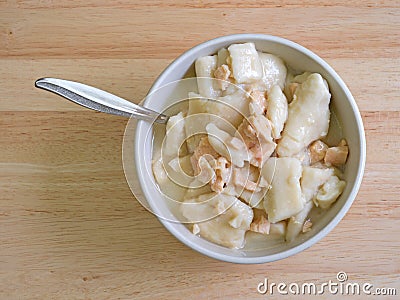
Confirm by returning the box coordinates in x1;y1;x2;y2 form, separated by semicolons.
133;34;366;264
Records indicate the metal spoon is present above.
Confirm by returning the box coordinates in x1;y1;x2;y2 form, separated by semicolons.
35;78;169;124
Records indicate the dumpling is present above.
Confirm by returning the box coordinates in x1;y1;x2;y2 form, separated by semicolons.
262;157;304;223
216;90;250;127
166;155;194;188
315;175;346;209
217;48;229;67
269;221;287;236
258;52;287;91
266;85;288;139
285;166;335;241
163;112;186;158
239;189;265;210
181;193;253;248
277;73;331;157
185;92;213;153
184;179;213;200
184;91;249;153
206;123;248;167
292;72;312;84
195;55;221;99
152;155;168;185
233;163;267;209
286;201;314;242
227;43;263;84
301;166;334;202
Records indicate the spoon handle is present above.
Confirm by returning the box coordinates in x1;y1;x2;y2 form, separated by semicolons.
35;78;169;124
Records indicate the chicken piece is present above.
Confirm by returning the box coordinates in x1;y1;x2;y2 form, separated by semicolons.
309;140;328;164
248;90;268;115
302;219;312;233
214;64;231;91
214;157;231;182
236;115;276;167
190;137;219;175
277;73;331;157
246;115;276;165
210;157;231;193
284;72;312;103
190;137;236;194
190;138;236;192
324;139;349;166
237;121;260;166
249;209;270;235
232;165;260;192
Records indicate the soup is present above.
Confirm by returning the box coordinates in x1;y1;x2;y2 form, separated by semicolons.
152;43;348;249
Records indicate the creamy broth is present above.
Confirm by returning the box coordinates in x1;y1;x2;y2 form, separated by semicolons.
152;101;344;250
151;43;349;249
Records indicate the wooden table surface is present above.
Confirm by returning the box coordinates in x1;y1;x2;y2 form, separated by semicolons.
1;1;399;299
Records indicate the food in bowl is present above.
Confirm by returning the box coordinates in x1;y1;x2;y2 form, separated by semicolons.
151;42;349;249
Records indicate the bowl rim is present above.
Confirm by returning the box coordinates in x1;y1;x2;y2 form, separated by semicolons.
135;33;366;264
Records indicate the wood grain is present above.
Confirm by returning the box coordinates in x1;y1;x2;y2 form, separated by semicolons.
0;1;399;299
1;7;399;59
5;0;400;9
1;58;399;112
0;59;170;111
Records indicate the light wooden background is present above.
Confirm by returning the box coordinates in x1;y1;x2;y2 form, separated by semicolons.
1;1;399;299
